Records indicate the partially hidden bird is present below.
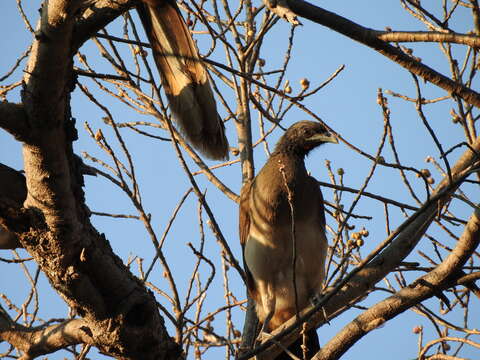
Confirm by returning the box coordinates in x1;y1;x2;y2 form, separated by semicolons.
239;121;338;359
137;0;228;160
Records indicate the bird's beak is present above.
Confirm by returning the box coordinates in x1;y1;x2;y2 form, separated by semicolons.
308;132;339;144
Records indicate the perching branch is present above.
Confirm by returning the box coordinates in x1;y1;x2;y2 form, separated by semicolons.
72;0;136;52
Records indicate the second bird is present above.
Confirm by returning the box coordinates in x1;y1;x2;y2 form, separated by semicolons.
239;121;338;359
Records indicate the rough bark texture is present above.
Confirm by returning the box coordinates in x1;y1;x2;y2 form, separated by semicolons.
0;0;182;358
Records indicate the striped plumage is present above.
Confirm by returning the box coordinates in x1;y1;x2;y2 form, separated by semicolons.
239;121;337;359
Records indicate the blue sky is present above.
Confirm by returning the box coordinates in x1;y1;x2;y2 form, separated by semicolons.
1;1;479;359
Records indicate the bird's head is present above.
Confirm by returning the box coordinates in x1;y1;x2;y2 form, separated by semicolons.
274;121;338;156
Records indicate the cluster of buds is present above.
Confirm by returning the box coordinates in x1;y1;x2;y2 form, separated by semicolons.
133;46;148;58
284;80;292;94
450;108;461;123
347;228;369;249
376;93;388;106
95;129;104;142
281;78;310;94
400;46;422;61
300;78;310;90
412;325;423;334
416;168;435;184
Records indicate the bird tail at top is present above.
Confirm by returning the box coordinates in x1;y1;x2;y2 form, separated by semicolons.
137;0;229;160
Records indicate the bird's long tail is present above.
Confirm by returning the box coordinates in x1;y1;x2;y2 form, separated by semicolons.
275;328;320;360
137;0;228;160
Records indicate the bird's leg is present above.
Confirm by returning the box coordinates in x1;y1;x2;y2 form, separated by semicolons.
258;311;273;342
257;283;276;342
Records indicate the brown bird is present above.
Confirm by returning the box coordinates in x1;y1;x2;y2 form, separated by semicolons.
239;121;338;359
137;0;228;160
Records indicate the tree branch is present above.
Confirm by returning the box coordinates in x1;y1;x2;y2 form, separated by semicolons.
0;164;27;207
0;202;37;250
376;31;480;47
73;0;135;52
0;102;28;141
314;206;480;360
0;164;28;249
317;180;466;224
2;0;183;358
288;0;480;108
0;307;91;360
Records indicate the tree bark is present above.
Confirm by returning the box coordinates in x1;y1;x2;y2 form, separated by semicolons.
0;0;182;358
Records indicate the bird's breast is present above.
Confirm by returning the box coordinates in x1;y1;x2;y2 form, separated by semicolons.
244;219;327;281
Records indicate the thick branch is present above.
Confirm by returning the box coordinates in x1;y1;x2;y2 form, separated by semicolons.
7;0;182;358
0;203;40;250
0;102;28;141
73;0;135;52
0;224;20;249
314;207;480;360
0;309;91;360
0;164;28;249
0;164;27;207
288;0;480;108
22;0;82;132
376;31;480;47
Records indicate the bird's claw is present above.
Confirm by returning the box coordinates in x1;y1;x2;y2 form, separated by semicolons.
257;330;273;343
263;0;302;25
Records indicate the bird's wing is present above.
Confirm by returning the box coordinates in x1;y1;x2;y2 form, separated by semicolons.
137;0;228;160
239;181;257;296
308;175;327;228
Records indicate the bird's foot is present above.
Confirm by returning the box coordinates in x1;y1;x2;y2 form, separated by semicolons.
257;330;273;343
257;315;273;343
262;0;302;25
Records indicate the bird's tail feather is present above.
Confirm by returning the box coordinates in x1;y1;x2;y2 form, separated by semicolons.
274;328;320;360
137;0;228;160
